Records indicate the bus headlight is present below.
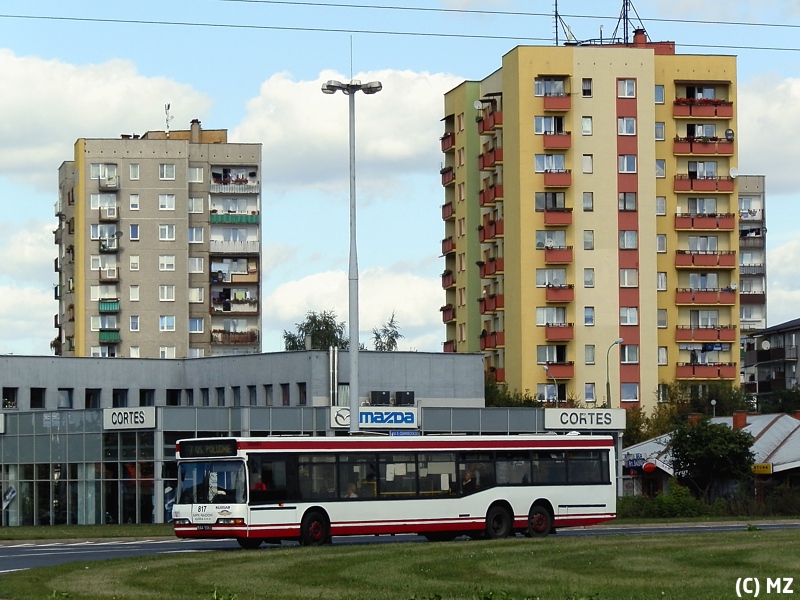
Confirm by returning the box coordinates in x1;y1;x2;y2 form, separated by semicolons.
173;518;190;525
216;518;245;525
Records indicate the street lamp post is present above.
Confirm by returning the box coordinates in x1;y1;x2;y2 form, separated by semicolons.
605;338;624;408
321;79;382;434
543;365;558;404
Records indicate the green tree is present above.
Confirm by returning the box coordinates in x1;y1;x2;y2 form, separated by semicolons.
623;407;649;446
484;375;542;407
758;387;800;415
283;310;348;350
372;312;403;351
669;416;754;503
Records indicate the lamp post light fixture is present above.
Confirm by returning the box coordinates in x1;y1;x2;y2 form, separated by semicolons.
321;79;382;434
711;399;717;418
543;364;558;404
605;338;624;408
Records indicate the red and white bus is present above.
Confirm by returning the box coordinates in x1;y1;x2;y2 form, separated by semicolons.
172;434;615;548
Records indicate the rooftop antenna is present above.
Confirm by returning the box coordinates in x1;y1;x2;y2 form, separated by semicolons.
554;0;577;45
165;103;174;137
611;0;649;45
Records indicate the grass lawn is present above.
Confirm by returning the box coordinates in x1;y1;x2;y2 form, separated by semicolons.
1;528;799;599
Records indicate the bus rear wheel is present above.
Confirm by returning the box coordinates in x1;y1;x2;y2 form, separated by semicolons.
526;505;552;537
300;510;330;546
237;538;262;549
485;506;512;539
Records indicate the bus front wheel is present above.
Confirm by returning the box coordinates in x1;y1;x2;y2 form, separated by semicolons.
300;510;330;546
485;506;512;539
526;505;552;537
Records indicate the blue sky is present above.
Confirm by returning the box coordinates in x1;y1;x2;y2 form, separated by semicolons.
2;0;800;356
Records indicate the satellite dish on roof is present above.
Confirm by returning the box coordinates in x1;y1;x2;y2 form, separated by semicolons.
474;100;483;110
761;340;771;350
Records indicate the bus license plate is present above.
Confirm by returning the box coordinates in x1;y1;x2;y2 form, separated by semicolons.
197;525;212;530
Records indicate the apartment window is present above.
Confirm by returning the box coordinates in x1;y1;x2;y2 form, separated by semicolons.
130;346;140;358
130;315;139;331
160;347;176;359
656;196;666;216
689;197;717;214
457;147;464;167
620;307;638;325
130;164;140;180
159;164;176;180
57;388;73;409
189;318;204;333
31;388;45;409
536;230;566;249
248;385;257;406
582;78;592;97
130;255;139;271
688;123;716;138
689;272;718;290
582;117;592;135
90;315;117;331
91;223;117;240
658;347;668;365
655;122;665;141
159;315;176;332
188;197;203;213
535;268;566;287
535;192;565;210
159;224;176;241
583;192;594;211
620;269;639;288
582;154;593;173
458;322;466;343
618;117;636;135
585;383;596;403
90;256;101;270
159;255;176;271
657;272;667;291
619;231;638;249
584;306;595;326
130;224;139;240
585;345;596;365
159;285;176;301
618;79;636;98
691;309;719;328
655;85;665;104
188;257;204;273
621;345;639;364
129;194;139;210
657;309;668;328
689;160;717;179
535;306;566;326
130;285;140;301
298;382;307;406
457;253;466;272
457;287;466;307
188;287;204;303
584;230;594;250
619;192;637;211
457;217;465;238
188;227;204;243
621;383;639;402
535;154;566;172
584;268;595;288
188;167;203;183
534;116;565;135
656;159;666;178
457;182;465;202
536;345;563;364
159;194;176;210
657;234;667;253
281;383;290;406
534;77;565;96
689;235;718;252
189;348;205;359
619;155;637;173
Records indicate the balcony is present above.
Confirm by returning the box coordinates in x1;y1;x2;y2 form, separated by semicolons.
440;132;455;152
443;340;456;353
209;213;259;224
744;346;797;366
209;240;260;254
477;111;503;134
675;251;736;269
440;304;456;323
479;184;504;206
740;292;766;305
542;362;574;379
543;94;571;111
543;132;572;150
441;270;455;289
545;323;574;341
740;264;766;276
543;208;573;226
441;202;455;220
480;330;505;350
487;367;506;383
739;236;765;249
479;257;504;278
543;170;572;187
672;99;734;118
673;138;735;156
210;182;260;194
54;257;61;273
441;166;455;186
441;236;456;255
478;147;503;170
675;288;737;304
479;294;505;314
546;284;574;303
676;362;738;380
674;175;735;193
99;238;120;253
99;206;119;222
98;329;121;344
211;330;260;345
674;213;735;230
479;219;504;242
211;268;259;284
545;246;573;264
98;175;119;191
211;299;259;315
98;299;121;313
675;326;737;342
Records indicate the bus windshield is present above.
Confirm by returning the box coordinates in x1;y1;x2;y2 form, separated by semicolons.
178;460;246;504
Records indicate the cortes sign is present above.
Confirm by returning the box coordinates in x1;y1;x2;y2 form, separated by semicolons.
103;407;156;430
331;407;419;429
544;408;626;430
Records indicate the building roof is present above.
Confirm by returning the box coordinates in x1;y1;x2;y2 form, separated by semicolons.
754;317;800;336
623;413;800;475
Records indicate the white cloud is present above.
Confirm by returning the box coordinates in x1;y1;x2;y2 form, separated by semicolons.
766;240;800;326
231;69;462;191
0;49;212;191
0;221;59;286
0;282;56;355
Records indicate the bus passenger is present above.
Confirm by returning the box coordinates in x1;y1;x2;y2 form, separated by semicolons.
462;470;476;493
345;483;358;498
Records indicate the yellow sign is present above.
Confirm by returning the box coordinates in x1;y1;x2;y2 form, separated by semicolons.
752;463;773;475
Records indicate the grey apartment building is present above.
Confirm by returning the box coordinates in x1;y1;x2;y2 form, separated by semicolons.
54;120;261;358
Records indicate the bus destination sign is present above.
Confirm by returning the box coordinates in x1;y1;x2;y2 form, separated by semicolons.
179;439;238;458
